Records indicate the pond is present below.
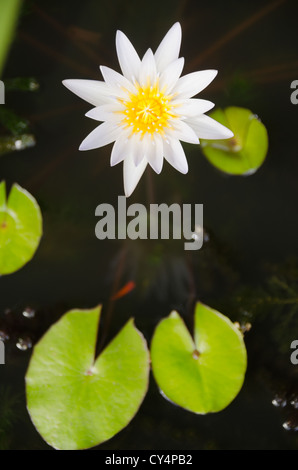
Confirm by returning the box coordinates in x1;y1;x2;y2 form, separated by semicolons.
0;0;298;450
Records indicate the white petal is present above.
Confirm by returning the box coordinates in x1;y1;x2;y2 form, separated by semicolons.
132;134;146;166
155;22;182;73
133;133;162;172
116;30;141;82
79;122;121;151
123;154;148;197
148;134;164;174
110;131;130;166
173;70;218;99
163;138;188;174
187;114;234;139
169;120;200;144
159;58;185;93
100;66;136;94
62;79;112;106
86;103;123;122
139;49;157;87
175;98;214;117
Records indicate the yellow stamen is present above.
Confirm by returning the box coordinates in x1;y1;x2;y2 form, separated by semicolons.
119;82;176;137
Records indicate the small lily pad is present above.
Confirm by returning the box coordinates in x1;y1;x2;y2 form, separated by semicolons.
0;0;22;77
151;302;247;414
26;306;150;450
0;181;42;275
201;106;268;175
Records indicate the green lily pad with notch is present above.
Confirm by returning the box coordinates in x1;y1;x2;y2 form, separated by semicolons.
151;302;247;414
201;106;268;175
0;181;42;275
26;306;150;450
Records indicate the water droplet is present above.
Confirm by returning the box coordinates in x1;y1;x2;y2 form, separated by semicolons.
203;231;210;242
16;337;32;351
0;330;9;341
272;395;287;408
282;420;298;432
22;307;35;319
290;397;298;409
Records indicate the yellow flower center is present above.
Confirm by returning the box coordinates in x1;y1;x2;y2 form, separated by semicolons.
120;82;176;136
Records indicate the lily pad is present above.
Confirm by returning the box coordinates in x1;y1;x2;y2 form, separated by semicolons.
0;0;22;77
0;181;42;275
201;106;268;175
151;302;247;414
26;306;150;450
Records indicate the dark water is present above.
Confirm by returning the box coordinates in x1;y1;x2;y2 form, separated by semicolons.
0;0;298;450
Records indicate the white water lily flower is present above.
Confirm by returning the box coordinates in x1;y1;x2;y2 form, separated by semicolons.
63;22;233;197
